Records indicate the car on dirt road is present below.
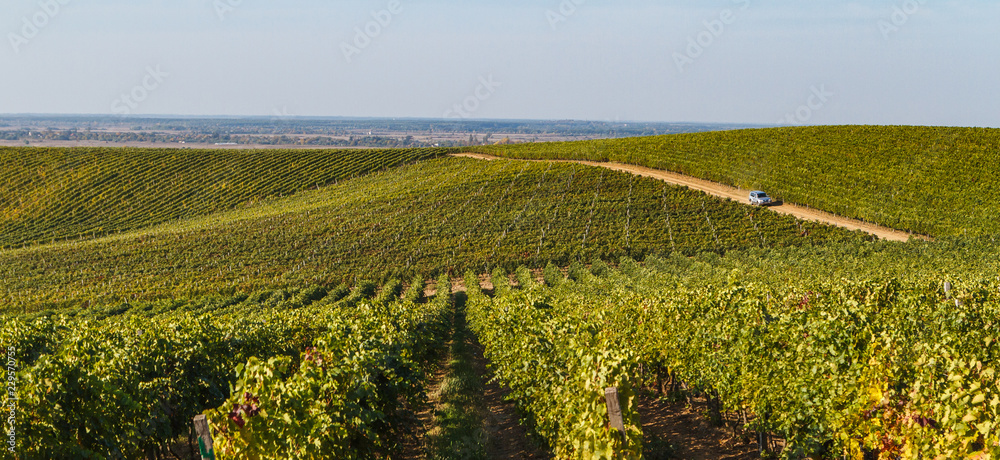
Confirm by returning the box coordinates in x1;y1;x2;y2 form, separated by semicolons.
749;191;773;206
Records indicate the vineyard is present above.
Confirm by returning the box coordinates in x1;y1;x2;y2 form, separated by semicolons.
1;130;998;459
2;274;452;458
0;157;862;314
470;125;1000;237
0;147;448;250
466;254;1000;459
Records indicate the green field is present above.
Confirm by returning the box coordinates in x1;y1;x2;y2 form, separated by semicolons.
5;274;453;458
0;147;447;249
471;126;1000;237
1;156;862;314
2;127;999;459
469;250;1000;459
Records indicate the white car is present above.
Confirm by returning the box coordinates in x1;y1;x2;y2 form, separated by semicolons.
749;191;773;206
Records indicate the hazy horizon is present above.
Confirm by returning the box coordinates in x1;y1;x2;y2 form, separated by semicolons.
4;1;999;128
3;114;997;131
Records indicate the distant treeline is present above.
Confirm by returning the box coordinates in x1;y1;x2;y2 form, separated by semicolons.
2;129;469;147
0;115;750;142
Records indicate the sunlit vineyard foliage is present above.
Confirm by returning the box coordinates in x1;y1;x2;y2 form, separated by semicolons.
0;147;447;249
1;276;451;459
469;249;1000;459
3;130;999;459
0;157;863;314
472;126;1000;237
466;270;642;458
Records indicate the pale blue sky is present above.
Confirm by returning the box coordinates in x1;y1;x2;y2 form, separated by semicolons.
3;0;998;126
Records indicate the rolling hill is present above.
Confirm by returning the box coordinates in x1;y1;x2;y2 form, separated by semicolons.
471;125;1000;237
0;147;447;250
0;156;863;314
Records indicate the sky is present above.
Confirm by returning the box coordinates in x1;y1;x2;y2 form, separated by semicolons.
2;0;999;127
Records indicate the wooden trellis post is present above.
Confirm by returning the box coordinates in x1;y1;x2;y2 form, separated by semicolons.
944;281;963;306
193;414;217;460
605;387;627;447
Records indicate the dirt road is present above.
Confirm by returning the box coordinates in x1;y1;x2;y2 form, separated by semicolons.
452;153;925;243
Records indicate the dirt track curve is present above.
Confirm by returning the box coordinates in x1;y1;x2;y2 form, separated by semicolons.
452;153;925;243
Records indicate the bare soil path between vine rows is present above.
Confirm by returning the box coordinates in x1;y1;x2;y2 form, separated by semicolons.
451;153;926;243
471;337;552;459
639;393;761;459
443;281;761;459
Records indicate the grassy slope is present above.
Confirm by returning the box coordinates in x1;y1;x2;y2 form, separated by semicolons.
0;157;862;313
0;146;447;249
470;126;1000;237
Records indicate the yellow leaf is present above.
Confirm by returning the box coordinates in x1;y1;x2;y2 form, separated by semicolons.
868;385;884;404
